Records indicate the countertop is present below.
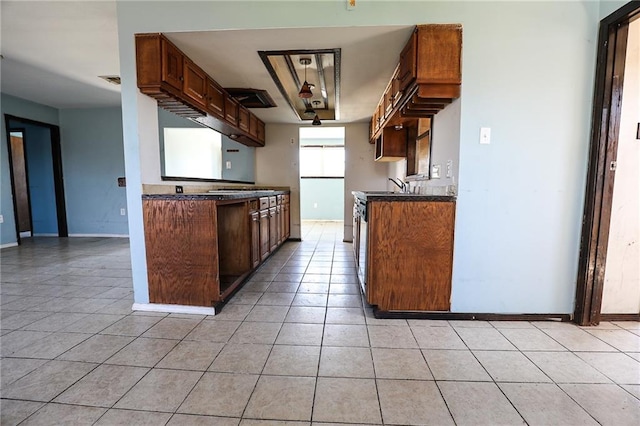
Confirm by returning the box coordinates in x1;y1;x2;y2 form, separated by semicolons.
143;189;289;201
352;191;456;202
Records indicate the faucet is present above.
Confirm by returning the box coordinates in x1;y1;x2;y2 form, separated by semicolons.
388;178;407;193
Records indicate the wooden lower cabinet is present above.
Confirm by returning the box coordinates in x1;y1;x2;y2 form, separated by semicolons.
362;199;455;312
143;198;220;307
143;193;290;309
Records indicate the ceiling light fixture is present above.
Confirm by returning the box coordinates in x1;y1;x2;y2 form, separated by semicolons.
312;101;322;125
298;58;313;99
303;103;316;117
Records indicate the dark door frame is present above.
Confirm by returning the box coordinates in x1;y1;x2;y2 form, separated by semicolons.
4;114;68;242
574;1;640;326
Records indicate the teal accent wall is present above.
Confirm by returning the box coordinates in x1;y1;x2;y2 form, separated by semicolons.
59;107;128;235
300;178;344;220
222;135;255;183
1;93;59;245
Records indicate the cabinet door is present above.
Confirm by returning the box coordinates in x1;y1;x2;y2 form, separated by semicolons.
250;211;260;269
183;59;207;108
249;114;259;138
160;39;183;91
283;202;290;239
225;96;239;126
238;107;250;133
268;207;278;252
398;31;417;92
259;209;270;261
206;78;225;119
275;205;282;245
257;120;266;144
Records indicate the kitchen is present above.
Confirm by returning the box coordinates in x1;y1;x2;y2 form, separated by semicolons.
135;24;462;316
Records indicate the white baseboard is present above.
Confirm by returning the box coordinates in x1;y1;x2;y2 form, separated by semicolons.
132;302;216;316
68;234;129;238
0;242;19;249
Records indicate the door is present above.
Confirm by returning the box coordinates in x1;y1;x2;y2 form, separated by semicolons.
9;131;32;236
574;3;640;325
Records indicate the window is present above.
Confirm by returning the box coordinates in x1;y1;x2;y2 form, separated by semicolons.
300;145;345;177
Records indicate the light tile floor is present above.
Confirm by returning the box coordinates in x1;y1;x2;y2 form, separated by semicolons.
1;221;639;425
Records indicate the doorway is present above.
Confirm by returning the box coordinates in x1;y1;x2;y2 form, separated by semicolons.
299;127;345;233
5;115;68;243
574;3;640;325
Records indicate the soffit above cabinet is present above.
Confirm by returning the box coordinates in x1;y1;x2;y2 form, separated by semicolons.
162;26;414;124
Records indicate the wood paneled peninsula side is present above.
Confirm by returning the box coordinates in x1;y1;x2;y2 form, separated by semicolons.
142;189;290;313
352;191;455;316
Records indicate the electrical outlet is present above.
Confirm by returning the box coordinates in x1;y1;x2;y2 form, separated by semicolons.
120;208;126;216
432;164;441;179
175;186;183;193
446;160;453;178
0;214;4;224
226;161;232;169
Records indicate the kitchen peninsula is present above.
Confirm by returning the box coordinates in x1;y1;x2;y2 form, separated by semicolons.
142;189;290;313
353;191;455;315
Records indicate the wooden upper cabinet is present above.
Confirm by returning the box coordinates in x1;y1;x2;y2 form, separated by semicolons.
369;24;462;143
183;59;207;108
225;96;239;126
206;79;225;119
238;107;250;133
160;38;184;92
136;33;266;147
397;25;462;95
398;31;417;92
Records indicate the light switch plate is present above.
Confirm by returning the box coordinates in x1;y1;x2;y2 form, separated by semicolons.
480;127;491;144
432;164;441;179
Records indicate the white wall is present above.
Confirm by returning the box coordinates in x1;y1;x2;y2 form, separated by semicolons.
602;18;640;314
117;1;601;313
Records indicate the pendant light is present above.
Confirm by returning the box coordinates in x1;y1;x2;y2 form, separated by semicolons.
303;103;315;117
311;100;321;125
298;58;313;98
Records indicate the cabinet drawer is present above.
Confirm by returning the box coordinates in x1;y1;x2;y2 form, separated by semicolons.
259;197;269;210
268;196;277;208
282;194;290;204
249;199;259;212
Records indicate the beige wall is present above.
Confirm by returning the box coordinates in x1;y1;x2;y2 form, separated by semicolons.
602;19;640;314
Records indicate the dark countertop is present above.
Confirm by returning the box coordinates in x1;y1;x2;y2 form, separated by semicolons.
143;190;289;201
352;191;456;202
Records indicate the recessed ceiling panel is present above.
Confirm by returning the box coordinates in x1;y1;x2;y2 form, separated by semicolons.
259;49;340;121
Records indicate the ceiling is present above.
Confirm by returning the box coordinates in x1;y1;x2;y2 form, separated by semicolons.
1;1;413;124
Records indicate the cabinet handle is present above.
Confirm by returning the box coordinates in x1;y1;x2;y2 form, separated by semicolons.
179;76;184;81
